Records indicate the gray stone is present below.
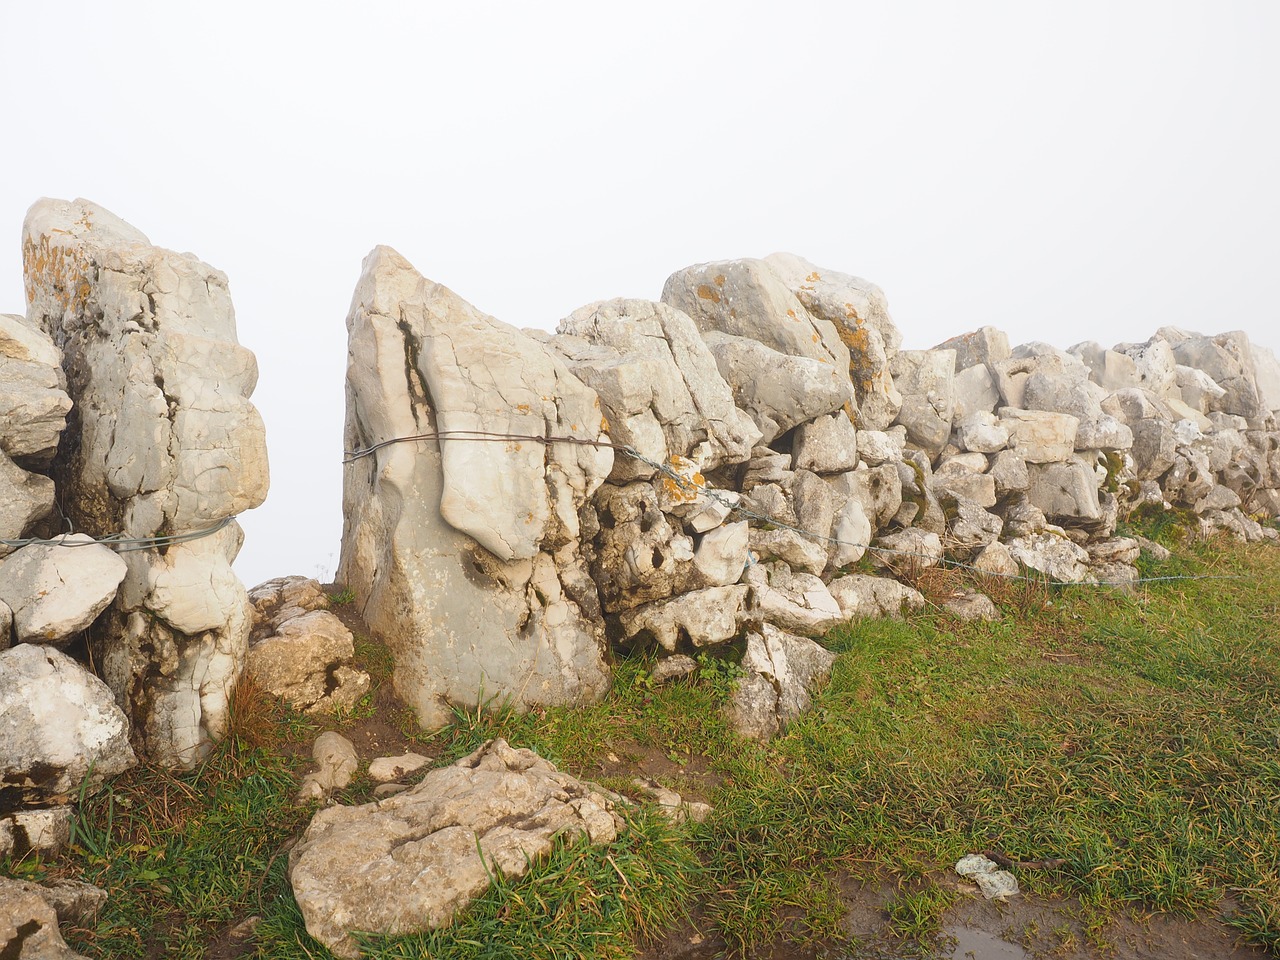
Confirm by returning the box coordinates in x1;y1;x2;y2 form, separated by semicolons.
0;352;72;465
956;854;1020;901
744;563;844;637
729;624;838;740
296;732;359;803
988;449;1030;496
247;610;371;715
871;528;943;575
31;880;107;927
837;464;903;529
247;576;331;629
999;407;1079;463
616;585;751;651
792;412;858;474
1074;415;1133;451
891;349;957;457
703;331;854;443
829;495;873;569
1005;532;1092;583
0;808;72;857
1130;419;1178;480
855;428;905;465
553;298;760;476
693;520;749;587
1101;387;1174;424
762;252;902;429
630;777;712;824
972;541;1019;578
936;327;1010;372
953;411;1009;454
367;753;430;783
1070;342;1142;391
1170;331;1265;419
0;644;136;805
288;739;624;958
944;498;1003;555
649;654;698;685
1251;344;1280;415
0;876;88;959
749;527;828;577
942;591;999;621
1114;338;1178;398
1026;459;1103;521
662;257;852;373
0;537;127;646
339;246;613;730
827;574;925;619
24;198;269;767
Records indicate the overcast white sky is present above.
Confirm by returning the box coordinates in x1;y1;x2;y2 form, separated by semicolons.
2;2;1277;586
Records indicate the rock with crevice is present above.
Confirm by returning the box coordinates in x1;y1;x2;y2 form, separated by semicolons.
338;245;612;730
296;731;359;804
0;876;89;959
727;625;838;740
616;584;752;651
23;197;269;767
826;574;925;620
288;738;624;958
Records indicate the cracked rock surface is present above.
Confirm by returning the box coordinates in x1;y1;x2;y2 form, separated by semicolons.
288;738;623;957
22;197;268;768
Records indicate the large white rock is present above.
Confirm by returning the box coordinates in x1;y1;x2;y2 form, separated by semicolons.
827;574;925;619
763;253;903;429
0;537;126;646
338;246;611;730
0;332;72;465
23;198;268;767
1114;338;1178;399
0;644;136;805
1070;342;1142;392
792;412;859;474
1170;331;1266;420
616;584;751;650
288;739;623;958
951;364;1001;420
1251;344;1280;416
662;257;852;381
1026;459;1103;521
0;876;89;960
1006;532;1092;583
552;298;759;477
936;327;1010;372
704;331;854;443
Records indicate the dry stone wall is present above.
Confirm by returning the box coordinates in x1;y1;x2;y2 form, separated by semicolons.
340;251;1280;739
1;197;270;848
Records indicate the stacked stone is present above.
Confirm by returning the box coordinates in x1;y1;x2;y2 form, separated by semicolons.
16;199;270;770
339;251;1280;742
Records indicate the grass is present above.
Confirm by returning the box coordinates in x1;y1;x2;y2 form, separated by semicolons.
14;518;1280;957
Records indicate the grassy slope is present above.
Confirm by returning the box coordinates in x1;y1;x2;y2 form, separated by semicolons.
6;524;1279;958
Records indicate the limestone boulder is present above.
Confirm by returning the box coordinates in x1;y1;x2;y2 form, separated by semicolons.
1130;419;1179;480
553;298;760;477
0;808;73;858
1114;338;1178;399
0;318;72;465
662;258;852;375
0;537;127;647
338;246;612;729
1251;344;1280;416
972;541;1019;578
0;644;136;806
616;584;752;651
727;624;838;741
792;412;858;474
890;349;957;457
763;252;903;429
988;449;1030;496
0;876;88;960
1026;459;1103;521
856;428;905;465
1070;342;1142;392
1006;532;1092;583
288;738;623;958
248;610;370;715
693;520;749;586
1101;388;1174;425
23;198;269;767
1170;331;1265;419
827;574;925;620
951;364;1001;420
952;412;1009;454
591;482;696;611
871;528;943;576
296;732;359;804
1000;407;1079;463
836;464;903;529
1075;415;1133;451
744;562;844;637
703;331;854;443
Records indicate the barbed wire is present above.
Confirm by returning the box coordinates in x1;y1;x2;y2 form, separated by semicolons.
342;430;1249;588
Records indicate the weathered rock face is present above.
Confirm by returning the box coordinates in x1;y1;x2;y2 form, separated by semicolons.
288;738;624;957
338;246;612;729
22;198;268;767
0;876;89;960
0;644;136;809
550;298;760;478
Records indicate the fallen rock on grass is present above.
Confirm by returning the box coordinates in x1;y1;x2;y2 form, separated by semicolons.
955;854;1020;901
288;738;623;957
295;732;358;803
0;876;88;959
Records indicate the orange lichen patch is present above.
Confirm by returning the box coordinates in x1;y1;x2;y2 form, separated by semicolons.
696;284;722;304
811;333;820;343
844;302;863;320
661;454;705;504
515;403;532;415
805;271;821;282
714;274;726;287
843;401;858;422
600;414;611;434
22;235;93;315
